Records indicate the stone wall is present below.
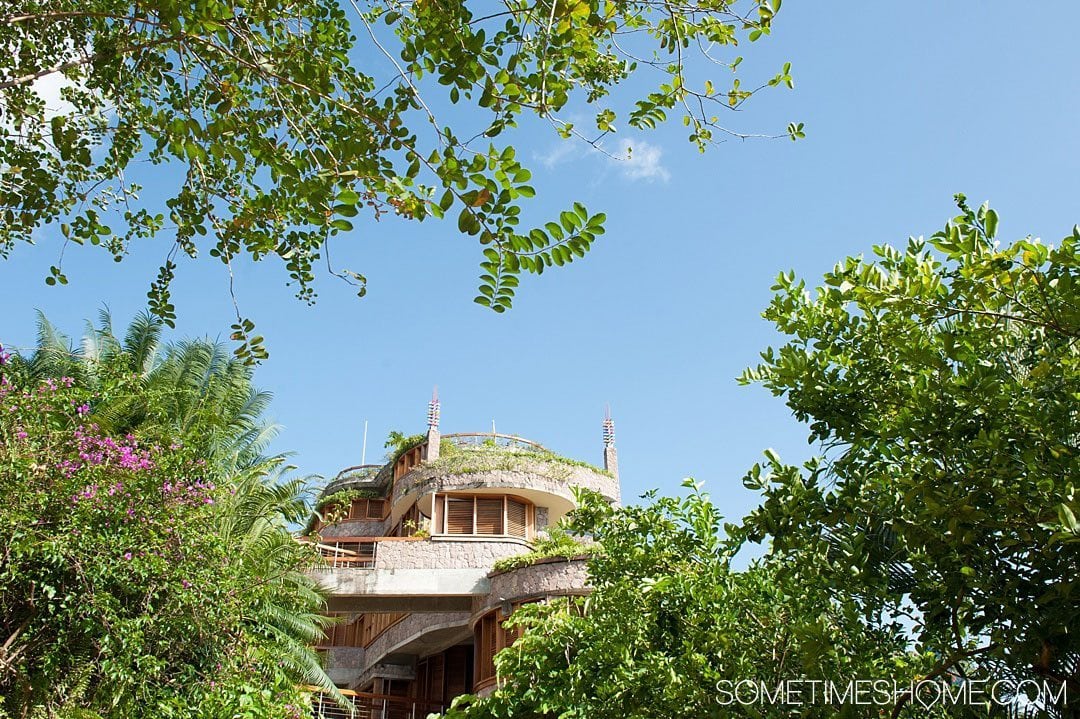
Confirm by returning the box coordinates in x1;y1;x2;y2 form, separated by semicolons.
394;458;619;507
472;558;590;619
374;537;529;571
362;611;471;668
320;518;388;538
322;646;366;668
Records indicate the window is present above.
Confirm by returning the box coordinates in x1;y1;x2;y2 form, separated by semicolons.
506;499;527;537
416;646;472;704
342;498;386;521
475;613;498;685
473;604;532;689
445;498;474;535
475;498;503;534
436;494;532;538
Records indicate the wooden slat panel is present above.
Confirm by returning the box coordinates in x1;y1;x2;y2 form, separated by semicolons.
446;498;473;534
430;653;445;702
360;612;408;646
506;499;527;538
445;645;469;699
476;498;503;535
476;614;497;683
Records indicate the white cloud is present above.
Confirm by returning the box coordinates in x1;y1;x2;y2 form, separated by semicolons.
535;140;577;169
533;135;671;184
33;72;78;117
612;139;670;182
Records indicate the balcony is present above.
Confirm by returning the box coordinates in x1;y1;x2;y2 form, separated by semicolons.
477;556;590;617
311;690;443;719
390;434;619;525
310;536;528;612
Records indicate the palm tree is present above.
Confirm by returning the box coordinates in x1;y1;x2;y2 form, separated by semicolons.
6;311;343;712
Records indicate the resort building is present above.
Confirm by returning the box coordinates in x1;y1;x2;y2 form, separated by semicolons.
308;394;621;717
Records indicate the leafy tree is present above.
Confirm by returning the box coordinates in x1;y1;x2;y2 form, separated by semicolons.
2;0;797;360
0;315;338;718
737;197;1080;716
445;484;937;719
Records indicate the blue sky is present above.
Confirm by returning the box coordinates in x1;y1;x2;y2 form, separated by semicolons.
4;2;1080;528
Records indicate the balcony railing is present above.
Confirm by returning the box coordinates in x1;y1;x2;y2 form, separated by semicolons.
304;536;426;570
311;690;444;719
312;539;378;569
440;432;547;452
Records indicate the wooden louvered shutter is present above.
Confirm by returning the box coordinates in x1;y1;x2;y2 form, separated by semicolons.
415;658;429;700
430;654;445;702
446;498;473;534
486;614;498;671
504;619;523;648
445;646;469;699
506;499;527;538
367;499;385;519
477;614;498;682
475;498;503;535
483;613;494;682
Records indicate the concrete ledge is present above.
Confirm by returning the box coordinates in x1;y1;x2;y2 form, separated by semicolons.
319;568;491;613
353;661;417;691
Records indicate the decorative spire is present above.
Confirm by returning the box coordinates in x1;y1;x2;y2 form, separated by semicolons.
427;386;440;430
602;404;619;481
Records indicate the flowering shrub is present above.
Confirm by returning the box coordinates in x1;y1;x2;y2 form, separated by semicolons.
0;344;324;718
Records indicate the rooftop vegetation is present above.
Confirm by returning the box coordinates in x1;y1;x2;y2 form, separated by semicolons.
301;487;384;535
384;431;427;464
491;530;597;573
314;487;383;512
427;440;612;479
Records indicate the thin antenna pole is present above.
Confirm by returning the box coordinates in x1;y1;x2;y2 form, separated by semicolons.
361;420;369;465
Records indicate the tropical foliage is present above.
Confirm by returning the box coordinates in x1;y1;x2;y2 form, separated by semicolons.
2;0;796;359
736;198;1080;716
0;314;336;718
446;484;938;719
441;200;1080;718
489;526;594;572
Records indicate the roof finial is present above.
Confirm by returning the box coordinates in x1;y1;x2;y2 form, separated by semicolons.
427;386;440;430
603;404;615;448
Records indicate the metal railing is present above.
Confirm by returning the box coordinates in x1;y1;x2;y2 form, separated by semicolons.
312;690;444;719
324;464;392;496
309;539;378;569
304;536;427;571
333;464;383;482
441;432;547;452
